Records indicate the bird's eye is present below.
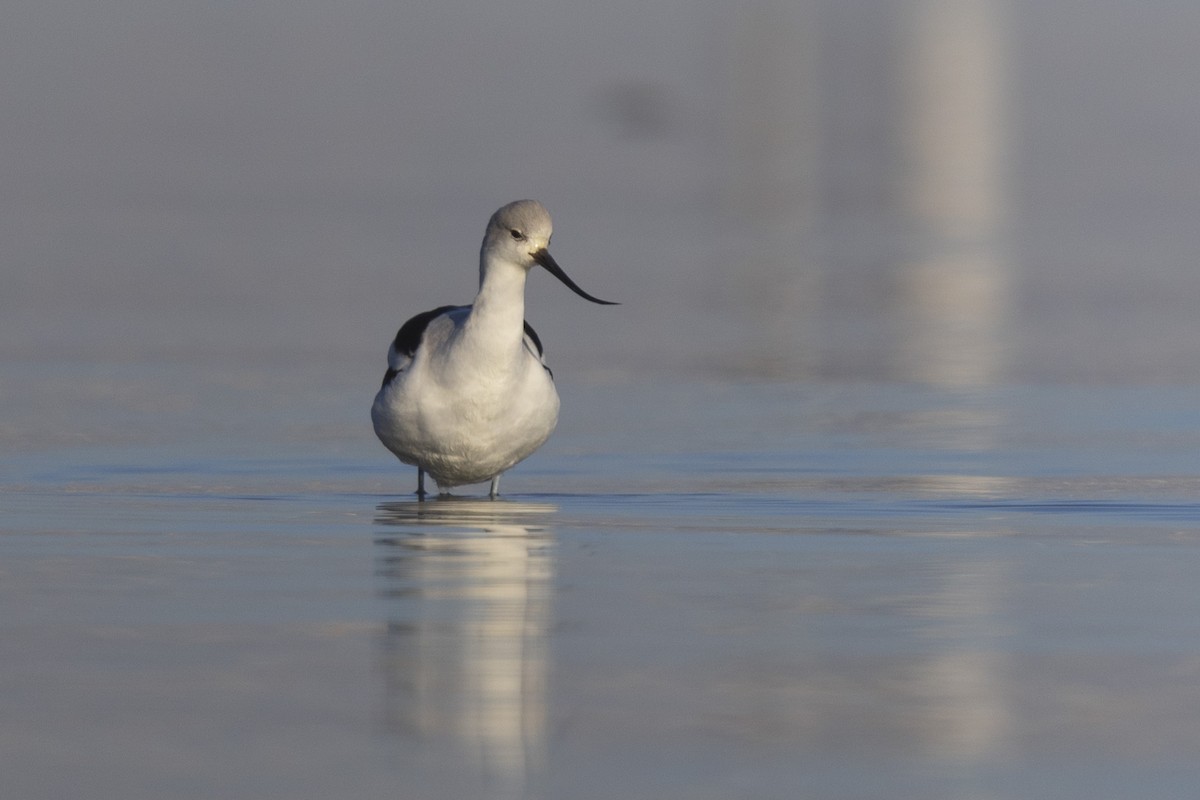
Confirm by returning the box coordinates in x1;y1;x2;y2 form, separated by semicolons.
509;229;525;241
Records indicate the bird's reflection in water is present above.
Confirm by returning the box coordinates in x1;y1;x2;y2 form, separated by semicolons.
374;499;555;793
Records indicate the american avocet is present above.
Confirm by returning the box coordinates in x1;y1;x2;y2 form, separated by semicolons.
371;200;616;498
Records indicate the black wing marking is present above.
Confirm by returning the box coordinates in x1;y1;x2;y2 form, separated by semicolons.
523;320;552;379
392;304;463;357
380;304;462;389
522;321;544;358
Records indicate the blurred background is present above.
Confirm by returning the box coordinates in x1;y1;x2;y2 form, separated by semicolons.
6;5;1200;797
3;0;1200;428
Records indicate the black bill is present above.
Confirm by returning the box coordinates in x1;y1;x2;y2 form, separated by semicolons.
533;249;619;305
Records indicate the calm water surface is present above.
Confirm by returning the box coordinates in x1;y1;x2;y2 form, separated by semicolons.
5;374;1200;799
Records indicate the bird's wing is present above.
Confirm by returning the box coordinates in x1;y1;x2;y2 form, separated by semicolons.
522;320;553;379
380;304;464;389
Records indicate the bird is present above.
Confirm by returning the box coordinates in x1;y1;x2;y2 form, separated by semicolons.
371;200;617;498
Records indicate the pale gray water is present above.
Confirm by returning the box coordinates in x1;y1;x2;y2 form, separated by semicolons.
5;1;1200;798
6;376;1200;799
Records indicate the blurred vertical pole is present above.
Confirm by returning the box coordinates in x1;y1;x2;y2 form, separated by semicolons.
896;0;1012;386
896;5;1015;765
716;0;1010;383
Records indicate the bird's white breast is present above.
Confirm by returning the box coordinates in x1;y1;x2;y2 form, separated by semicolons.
371;317;560;487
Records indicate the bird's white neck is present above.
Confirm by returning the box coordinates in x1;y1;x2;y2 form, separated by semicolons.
462;256;528;359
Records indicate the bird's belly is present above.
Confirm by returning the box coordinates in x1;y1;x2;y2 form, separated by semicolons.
372;365;559;487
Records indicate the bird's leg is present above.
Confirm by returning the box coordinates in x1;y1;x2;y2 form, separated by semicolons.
416;469;427;500
488;475;501;499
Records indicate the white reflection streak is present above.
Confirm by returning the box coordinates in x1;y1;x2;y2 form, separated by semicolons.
911;559;1012;759
898;0;1012;387
893;4;1014;758
375;501;554;792
457;523;549;779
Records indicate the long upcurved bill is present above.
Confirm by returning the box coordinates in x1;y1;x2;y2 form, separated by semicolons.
533;249;619;305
